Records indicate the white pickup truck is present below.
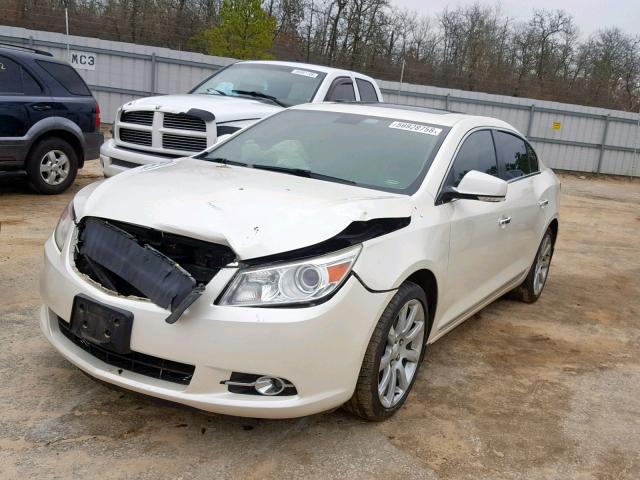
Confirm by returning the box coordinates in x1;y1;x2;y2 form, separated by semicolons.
100;60;383;176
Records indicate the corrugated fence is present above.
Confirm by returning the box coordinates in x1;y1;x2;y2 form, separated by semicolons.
2;25;639;177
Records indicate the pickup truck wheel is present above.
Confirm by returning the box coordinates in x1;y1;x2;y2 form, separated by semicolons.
509;228;554;303
26;138;78;194
344;282;428;421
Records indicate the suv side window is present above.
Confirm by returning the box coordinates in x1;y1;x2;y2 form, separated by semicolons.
493;131;535;180
325;77;356;102
0;55;42;95
444;130;498;188
37;60;91;96
356;79;378;102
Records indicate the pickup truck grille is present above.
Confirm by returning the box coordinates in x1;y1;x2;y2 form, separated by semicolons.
162;134;207;152
121;110;154;126
115;109;213;154
163;113;206;132
119;128;152;146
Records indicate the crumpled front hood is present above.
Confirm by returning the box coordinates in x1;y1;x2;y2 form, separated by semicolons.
75;159;415;260
120;94;282;123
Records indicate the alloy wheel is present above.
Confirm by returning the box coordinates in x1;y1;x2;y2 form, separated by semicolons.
378;299;425;408
40;150;70;186
533;235;552;295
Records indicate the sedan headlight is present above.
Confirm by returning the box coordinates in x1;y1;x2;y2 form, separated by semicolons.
219;245;361;306
53;201;75;251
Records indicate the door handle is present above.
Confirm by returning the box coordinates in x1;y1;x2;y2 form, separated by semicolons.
31;104;52;111
498;216;511;226
498;216;512;226
538;199;549;208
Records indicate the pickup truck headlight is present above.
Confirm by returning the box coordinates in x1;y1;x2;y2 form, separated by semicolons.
219;245;361;306
53;201;75;251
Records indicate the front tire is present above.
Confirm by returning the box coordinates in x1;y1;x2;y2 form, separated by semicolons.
510;228;554;303
26;137;78;194
344;282;428;421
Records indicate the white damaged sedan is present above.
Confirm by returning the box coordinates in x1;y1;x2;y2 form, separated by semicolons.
41;103;560;420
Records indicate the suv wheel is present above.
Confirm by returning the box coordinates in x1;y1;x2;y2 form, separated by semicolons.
26;137;78;194
344;282;428;421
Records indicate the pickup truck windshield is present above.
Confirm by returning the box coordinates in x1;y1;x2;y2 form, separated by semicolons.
200;110;449;194
191;64;326;107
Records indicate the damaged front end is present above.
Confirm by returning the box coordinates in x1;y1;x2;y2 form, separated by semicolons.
74;217;236;323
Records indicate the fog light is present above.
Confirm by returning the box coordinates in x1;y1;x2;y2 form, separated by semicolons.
254;376;286;396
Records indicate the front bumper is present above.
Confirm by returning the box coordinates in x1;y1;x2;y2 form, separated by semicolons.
40;234;393;418
100;139;180;177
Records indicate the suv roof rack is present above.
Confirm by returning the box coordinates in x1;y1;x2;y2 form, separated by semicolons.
0;42;54;57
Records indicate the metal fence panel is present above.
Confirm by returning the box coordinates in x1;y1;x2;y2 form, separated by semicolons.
1;25;639;177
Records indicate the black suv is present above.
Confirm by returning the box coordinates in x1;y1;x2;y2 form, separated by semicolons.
0;44;103;194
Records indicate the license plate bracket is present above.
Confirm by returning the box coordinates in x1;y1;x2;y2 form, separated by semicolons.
70;294;134;354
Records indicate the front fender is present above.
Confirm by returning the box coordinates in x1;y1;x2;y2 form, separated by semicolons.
353;218;449;293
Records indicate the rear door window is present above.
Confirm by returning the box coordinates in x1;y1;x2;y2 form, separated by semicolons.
0;55;42;95
356;79;378;101
37;60;91;96
444;130;499;188
493;131;535;180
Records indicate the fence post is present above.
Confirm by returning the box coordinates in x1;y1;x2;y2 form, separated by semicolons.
527;105;535;137
445;93;450;111
596;114;610;174
150;53;157;95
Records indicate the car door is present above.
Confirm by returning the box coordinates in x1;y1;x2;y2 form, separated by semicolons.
0;54;34;138
492;130;543;276
435;129;514;332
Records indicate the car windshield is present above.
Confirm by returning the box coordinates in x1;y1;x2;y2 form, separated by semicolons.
199;110;449;194
191;63;326;107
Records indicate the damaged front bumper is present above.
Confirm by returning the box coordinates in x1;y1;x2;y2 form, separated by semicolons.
39;231;394;418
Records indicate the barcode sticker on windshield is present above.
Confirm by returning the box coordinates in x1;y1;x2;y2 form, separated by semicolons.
389;121;442;136
291;69;319;78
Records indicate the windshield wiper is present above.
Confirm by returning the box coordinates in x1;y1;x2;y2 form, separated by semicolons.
206;157;248;167
231;90;285;107
252;165;357;185
206;88;227;96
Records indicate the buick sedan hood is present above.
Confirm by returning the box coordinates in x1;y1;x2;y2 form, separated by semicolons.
121;94;282;123
75;159;414;260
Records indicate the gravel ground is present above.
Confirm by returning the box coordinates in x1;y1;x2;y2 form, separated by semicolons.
1;164;639;479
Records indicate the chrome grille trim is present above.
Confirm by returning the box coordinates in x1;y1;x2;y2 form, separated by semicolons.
120;110;154;126
162;134;208;152
119;128;152;146
163;113;206;132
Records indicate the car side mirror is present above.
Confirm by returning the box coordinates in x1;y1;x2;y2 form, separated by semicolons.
438;170;507;204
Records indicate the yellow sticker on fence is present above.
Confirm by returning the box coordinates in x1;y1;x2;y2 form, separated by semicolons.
552;121;561;130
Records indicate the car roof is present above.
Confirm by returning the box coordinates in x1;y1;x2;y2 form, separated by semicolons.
289;101;517;130
235;60;376;79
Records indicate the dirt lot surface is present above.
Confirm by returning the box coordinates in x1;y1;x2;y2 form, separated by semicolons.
1;164;639;479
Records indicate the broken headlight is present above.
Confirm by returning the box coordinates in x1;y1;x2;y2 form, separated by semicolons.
53;200;75;251
219;245;361;306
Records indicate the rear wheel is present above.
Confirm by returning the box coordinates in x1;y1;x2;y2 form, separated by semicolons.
344;282;428;421
510;228;554;303
26;137;78;194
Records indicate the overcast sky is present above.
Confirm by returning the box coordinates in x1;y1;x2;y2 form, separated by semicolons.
391;0;640;37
